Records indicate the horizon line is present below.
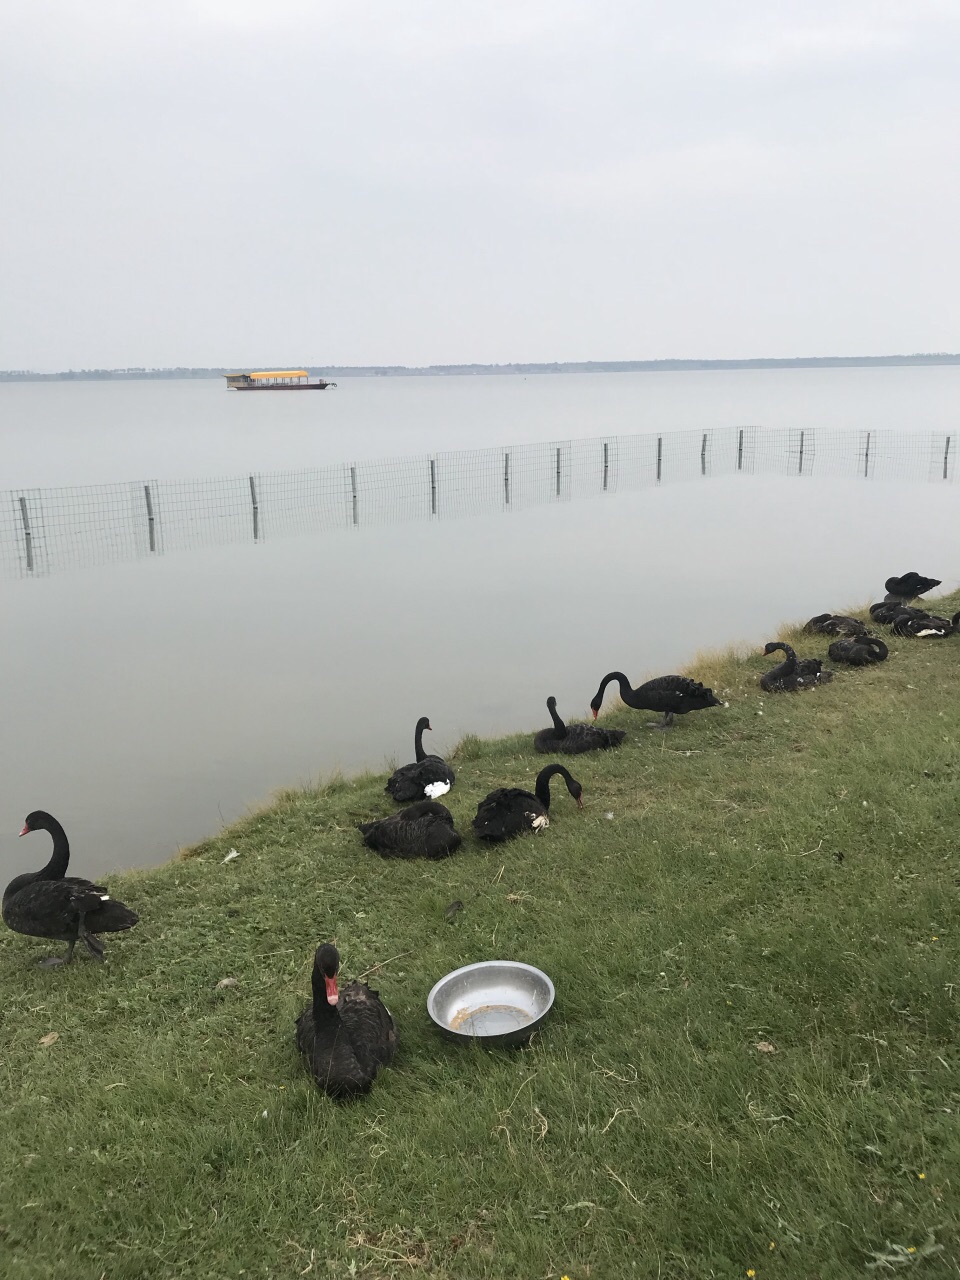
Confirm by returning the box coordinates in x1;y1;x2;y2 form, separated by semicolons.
2;351;960;379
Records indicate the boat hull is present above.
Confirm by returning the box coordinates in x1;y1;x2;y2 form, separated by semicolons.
233;381;336;391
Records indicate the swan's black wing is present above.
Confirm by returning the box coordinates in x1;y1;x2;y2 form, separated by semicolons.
296;1007;379;1099
385;756;456;802
533;728;564;753
636;675;722;713
358;802;461;859
472;788;544;841
808;614;868;636
2;877;138;940
339;982;398;1076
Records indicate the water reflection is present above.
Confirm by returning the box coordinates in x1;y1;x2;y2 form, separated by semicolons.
3;426;955;580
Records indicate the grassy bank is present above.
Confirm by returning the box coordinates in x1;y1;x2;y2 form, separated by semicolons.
2;592;959;1280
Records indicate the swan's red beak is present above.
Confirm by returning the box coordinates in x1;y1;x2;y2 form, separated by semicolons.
19;824;30;837
576;795;584;809
324;975;339;1006
591;708;598;720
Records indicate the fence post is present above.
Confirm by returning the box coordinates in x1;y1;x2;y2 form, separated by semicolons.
700;433;707;476
555;447;561;497
18;496;34;572
863;432;871;479
503;452;510;505
798;430;805;475
602;442;609;491
737;429;744;472
429;459;437;515
350;465;359;526
656;435;663;482
944;436;952;481
249;475;260;541
143;484;156;552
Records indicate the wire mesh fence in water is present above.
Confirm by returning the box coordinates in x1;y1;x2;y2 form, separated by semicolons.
1;425;956;580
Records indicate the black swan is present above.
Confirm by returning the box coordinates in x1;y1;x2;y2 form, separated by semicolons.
759;643;834;693
533;696;626;755
589;672;721;729
358;801;462;859
883;572;942;602
472;763;583;842
3;811;138;966
827;635;889;666
869;601;927;626
891;610;960;638
804;613;868;637
385;717;456;802
295;943;397;1100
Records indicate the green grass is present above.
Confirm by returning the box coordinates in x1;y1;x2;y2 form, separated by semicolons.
2;593;959;1280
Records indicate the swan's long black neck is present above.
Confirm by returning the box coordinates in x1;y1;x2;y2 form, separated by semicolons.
534;764;574;809
33;815;71;881
547;701;566;734
596;672;636;707
414;719;430;763
768;644;797;667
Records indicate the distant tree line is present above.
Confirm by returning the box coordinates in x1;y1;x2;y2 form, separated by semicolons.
2;354;959;382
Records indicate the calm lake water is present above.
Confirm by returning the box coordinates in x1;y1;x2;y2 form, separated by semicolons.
1;367;958;880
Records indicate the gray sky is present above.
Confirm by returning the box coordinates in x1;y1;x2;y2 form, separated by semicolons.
2;1;958;369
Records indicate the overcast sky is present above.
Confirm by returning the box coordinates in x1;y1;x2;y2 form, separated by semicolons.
2;1;958;369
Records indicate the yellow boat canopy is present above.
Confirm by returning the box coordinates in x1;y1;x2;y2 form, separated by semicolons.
249;370;308;380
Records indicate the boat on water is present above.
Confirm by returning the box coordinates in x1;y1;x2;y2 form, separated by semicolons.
224;370;337;391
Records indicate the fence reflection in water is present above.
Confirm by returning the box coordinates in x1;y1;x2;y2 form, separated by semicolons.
2;426;955;580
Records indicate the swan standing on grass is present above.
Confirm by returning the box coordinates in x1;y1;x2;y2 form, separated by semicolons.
385;717;456;802
533;696;626;754
472;764;584;842
589;672;721;729
759;643;834;693
296;944;397;1100
2;811;139;966
358;801;462;859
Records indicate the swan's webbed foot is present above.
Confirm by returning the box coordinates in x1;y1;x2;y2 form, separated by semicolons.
78;921;104;962
38;941;75;968
646;713;676;730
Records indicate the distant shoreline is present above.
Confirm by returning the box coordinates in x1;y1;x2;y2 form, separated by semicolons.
2;353;959;382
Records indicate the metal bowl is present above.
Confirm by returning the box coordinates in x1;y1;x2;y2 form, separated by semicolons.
427;960;555;1047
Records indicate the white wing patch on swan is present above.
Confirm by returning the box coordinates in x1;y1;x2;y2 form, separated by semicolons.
424;780;451;799
527;812;549;832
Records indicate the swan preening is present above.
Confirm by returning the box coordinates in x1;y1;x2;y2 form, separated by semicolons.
589;672;721;729
534;696;626;754
358;801;462;859
759;642;834;692
296;944;397;1100
385;717;456;802
2;812;138;966
472;764;583;842
883;572;941;602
